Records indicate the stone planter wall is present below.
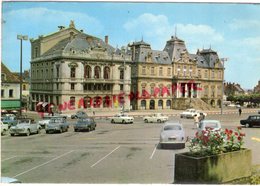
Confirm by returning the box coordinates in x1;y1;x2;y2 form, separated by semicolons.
174;149;252;184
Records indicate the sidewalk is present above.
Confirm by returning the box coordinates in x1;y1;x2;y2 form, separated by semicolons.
25;108;259;119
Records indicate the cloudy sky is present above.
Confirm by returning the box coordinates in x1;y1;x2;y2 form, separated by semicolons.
2;2;260;89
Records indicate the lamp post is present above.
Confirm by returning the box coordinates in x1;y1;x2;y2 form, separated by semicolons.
17;35;28;116
221;58;228;115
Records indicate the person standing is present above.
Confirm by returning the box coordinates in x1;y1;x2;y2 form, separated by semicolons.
239;108;242;116
194;114;200;128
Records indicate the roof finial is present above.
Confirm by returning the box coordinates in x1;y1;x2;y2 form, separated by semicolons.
209;44;211;49
175;25;177;38
69;20;75;28
141;35;143;42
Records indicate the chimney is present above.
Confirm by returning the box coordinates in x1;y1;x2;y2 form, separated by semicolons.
105;35;108;44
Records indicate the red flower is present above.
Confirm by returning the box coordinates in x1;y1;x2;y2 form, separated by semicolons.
235;132;238;136
240;132;245;137
238;136;241;141
229;129;233;134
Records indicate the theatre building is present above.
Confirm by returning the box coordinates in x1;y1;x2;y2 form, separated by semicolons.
29;21;132;112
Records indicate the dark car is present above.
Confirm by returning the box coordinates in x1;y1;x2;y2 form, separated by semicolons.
71;111;88;119
74;118;96;132
240;115;260;128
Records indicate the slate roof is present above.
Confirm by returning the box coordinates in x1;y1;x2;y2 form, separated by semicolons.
163;36;187;61
132;40;171;64
42;33;116;57
1;63;20;83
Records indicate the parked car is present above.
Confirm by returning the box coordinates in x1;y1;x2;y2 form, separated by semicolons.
143;113;169;123
45;117;69;133
198;120;222;132
71;111;88;119
159;122;185;149
38;116;54;129
1;115;17;128
258;110;260;114
240;115;260;128
110;113;134;124
1;121;9;135
9;118;41;136
180;109;198;119
74;118;96;132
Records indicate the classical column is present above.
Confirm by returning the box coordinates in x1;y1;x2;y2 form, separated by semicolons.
185;83;188;98
101;66;104;79
176;83;180;98
91;65;94;78
191;83;194;98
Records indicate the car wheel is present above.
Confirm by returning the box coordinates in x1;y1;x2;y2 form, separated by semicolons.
46;130;49;134
157;119;161;123
111;119;115;124
144;119;148;123
26;129;30;136
2;129;6;135
122;120;126;124
74;128;77;132
37;129;40;134
10;133;14;136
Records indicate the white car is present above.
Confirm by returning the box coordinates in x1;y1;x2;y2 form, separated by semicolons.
38;116;53;128
198;120;221;132
1;121;8;135
9;118;41;136
180;109;198;119
110;114;134;124
143;113;169;123
160;122;186;149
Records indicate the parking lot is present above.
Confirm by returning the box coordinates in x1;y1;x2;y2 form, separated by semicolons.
1;112;260;183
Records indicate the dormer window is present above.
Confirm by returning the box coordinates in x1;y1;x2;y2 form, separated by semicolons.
1;73;6;81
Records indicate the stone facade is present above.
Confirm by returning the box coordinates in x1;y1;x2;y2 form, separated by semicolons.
129;36;224;110
30;21;132;112
29;21;224;112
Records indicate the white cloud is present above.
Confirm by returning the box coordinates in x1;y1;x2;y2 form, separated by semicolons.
3;7;103;36
123;13;224;52
229;19;260;30
241;36;260;51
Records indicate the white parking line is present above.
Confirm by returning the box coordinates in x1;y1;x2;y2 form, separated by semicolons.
13;150;74;178
2;156;16;162
91;145;120;168
150;143;159;159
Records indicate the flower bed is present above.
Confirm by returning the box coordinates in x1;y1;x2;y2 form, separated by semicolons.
174;127;252;183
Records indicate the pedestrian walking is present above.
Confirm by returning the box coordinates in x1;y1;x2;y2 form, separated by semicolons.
199;112;205;121
238;108;242;116
194;114;200;128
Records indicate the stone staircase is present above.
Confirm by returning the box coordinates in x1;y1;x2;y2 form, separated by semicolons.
173;98;213;111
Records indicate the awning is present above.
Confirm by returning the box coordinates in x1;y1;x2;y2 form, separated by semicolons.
37;102;43;106
42;102;48;107
1;100;21;110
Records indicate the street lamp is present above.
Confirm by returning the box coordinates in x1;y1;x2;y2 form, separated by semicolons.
221;58;228;115
17;35;28;116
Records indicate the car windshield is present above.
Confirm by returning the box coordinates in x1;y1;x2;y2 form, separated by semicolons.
50;118;64;123
203;122;219;129
17;119;30;124
78;119;91;124
164;125;181;131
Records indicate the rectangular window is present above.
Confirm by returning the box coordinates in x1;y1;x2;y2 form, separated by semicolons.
142;66;146;75
9;89;13;98
159;67;163;76
151;67;155;75
1;89;4;97
56;66;60;78
71;83;75;90
120;84;123;91
205;70;208;78
167;68;171;76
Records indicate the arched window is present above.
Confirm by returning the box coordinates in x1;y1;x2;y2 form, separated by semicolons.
70;97;75;106
71;67;76;78
141;100;146;109
120;69;124;80
84;65;91;78
104;66;110;79
158;99;163;107
94;66;101;79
